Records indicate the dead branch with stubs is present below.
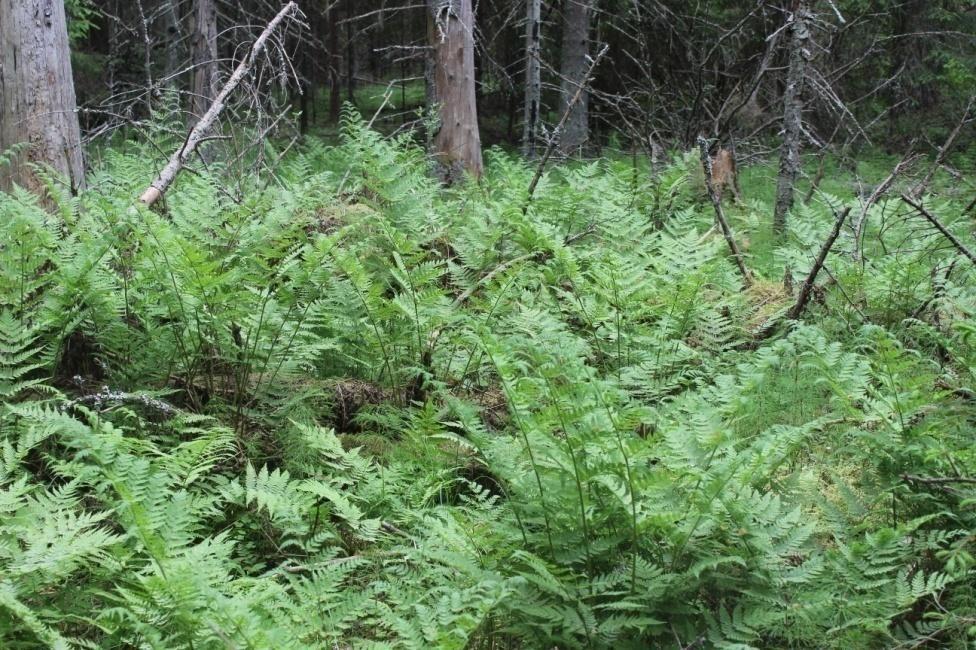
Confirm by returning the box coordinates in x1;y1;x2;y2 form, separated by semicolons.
751;206;852;342
850;152;919;260
901;194;976;266
138;2;301;206
910;95;976;200
698;136;753;287
522;44;609;214
787;206;852;320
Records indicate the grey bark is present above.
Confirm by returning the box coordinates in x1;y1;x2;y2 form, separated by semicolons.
0;0;86;195
107;0;120;97
522;0;542;158
772;1;810;236
163;0;183;88
190;0;218;127
558;0;593;154
140;2;299;206
427;0;484;184
328;3;341;123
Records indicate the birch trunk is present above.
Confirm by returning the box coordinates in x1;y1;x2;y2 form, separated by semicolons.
0;0;86;195
427;0;484;184
522;0;542;158
772;1;810;236
558;0;593;154
190;0;218;127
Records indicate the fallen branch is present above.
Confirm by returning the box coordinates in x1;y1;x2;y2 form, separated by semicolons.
965;192;976;215
63;385;179;418
138;2;300;206
901;194;976;266
787;207;852;320
851;152;918;260
523;44;609;214
750;207;852;343
698;136;752;286
902;474;976;486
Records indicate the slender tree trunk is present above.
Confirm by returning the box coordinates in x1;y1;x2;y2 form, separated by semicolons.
190;0;218;127
772;1;810;236
346;2;356;104
427;0;484;184
297;50;311;134
107;0;121;98
328;3;342;122
558;0;593;154
163;0;183;89
522;0;542;157
0;0;86;195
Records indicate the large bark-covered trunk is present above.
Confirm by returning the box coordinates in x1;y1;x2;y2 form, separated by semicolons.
0;0;86;195
772;1;810;236
190;0;218;126
522;0;542;158
427;0;483;184
558;0;593;154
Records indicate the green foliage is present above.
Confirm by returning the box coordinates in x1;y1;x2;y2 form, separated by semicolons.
64;0;98;42
1;114;975;648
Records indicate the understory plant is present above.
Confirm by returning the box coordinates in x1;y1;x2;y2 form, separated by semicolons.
0;114;974;648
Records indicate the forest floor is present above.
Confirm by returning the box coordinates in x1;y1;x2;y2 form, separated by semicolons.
2;113;975;648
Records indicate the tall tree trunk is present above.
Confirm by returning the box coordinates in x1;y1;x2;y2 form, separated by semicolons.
522;0;542;157
0;0;86;195
190;0;218;127
328;3;342;122
427;0;484;184
772;1;810;236
346;2;356;104
162;0;183;89
107;0;121;99
558;0;593;154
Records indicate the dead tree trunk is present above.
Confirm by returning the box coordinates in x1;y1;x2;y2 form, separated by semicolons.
522;0;542;158
0;0;86;196
190;0;218;127
558;0;593;155
346;0;356;103
427;0;484;184
328;2;342;123
163;0;183;88
107;0;121;98
772;1;810;236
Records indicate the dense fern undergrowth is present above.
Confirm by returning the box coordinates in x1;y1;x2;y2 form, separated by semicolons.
2;113;976;648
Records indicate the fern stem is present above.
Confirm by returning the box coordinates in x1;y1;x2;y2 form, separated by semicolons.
482;344;556;560
542;373;594;584
591;381;640;593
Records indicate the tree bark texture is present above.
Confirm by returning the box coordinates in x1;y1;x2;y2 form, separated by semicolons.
163;0;183;88
328;3;342;123
522;0;542;158
190;0;218;126
427;0;484;184
0;0;86;195
772;1;810;235
558;0;593;154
